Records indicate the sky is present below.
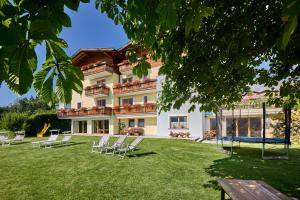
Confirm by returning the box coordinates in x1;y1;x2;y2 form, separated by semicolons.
0;2;129;106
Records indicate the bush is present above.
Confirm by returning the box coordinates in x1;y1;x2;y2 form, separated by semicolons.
0;112;29;132
24;111;71;137
169;131;191;138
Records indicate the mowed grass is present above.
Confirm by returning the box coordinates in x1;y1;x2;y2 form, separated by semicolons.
0;136;300;200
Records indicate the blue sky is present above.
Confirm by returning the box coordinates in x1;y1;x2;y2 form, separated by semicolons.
0;2;128;106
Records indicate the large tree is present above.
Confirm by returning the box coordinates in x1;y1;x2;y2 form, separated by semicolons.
0;0;299;111
99;0;300;111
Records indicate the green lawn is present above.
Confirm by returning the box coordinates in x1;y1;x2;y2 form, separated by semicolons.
0;136;300;200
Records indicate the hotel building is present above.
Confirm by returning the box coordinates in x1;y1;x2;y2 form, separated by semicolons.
57;43;281;138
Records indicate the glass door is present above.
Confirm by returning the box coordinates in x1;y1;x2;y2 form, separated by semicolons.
93;120;109;134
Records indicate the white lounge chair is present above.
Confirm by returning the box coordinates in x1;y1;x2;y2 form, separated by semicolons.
60;134;72;145
41;134;72;148
0;132;9;146
32;134;59;147
1;131;25;145
105;135;127;155
116;136;144;158
91;135;110;153
1;136;9;146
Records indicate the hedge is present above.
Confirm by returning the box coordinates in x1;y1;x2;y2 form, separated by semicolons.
24;112;71;137
0;112;29;132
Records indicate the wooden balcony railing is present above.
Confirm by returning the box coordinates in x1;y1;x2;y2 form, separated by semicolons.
113;79;156;94
118;62;133;73
113;103;156;115
82;62;114;76
57;107;112;118
85;85;110;96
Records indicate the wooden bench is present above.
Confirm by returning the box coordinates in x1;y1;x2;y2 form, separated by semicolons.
217;179;297;200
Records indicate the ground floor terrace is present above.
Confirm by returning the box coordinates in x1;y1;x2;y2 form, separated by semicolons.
0;136;299;199
70;116;157;136
64;107;283;139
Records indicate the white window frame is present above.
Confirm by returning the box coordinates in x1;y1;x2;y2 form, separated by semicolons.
168;114;189;129
121;97;134;106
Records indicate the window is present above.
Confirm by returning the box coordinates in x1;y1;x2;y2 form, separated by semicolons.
78;121;87;133
128;119;135;127
96;79;106;85
250;117;262;137
226;118;235;136
138;119;145;127
143;96;148;104
122;98;133;105
97;99;106;107
169;116;188;129
122;77;133;83
238;118;248;136
77;102;82;109
210;118;217;131
64;103;71;109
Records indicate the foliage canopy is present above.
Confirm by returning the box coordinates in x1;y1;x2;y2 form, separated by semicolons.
99;0;300;111
0;0;87;104
0;0;299;112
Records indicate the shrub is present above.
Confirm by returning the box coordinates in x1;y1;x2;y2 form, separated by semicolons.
124;127;144;136
0;112;29;132
24;111;71;137
169;131;191;138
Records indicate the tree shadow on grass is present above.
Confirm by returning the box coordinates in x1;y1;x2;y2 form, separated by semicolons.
9;141;31;145
204;146;300;198
52;142;86;148
127;151;157;158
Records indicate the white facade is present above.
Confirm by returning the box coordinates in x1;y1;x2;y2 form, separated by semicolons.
155;76;206;138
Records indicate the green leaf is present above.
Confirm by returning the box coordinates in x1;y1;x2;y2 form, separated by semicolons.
95;0;100;9
185;12;194;36
61;64;83;93
281;15;298;49
33;67;52;95
29;20;57;40
40;72;55;103
126;48;137;63
6;46;37;94
0;24;23;45
65;0;80;11
166;8;177;28
56;74;72;103
58;12;72;27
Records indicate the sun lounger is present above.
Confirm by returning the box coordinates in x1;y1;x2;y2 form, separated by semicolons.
60;134;72;145
32;134;59;147
91;135;110;153
105;135;127;154
39;134;72;148
1;131;25;145
116;136;144;158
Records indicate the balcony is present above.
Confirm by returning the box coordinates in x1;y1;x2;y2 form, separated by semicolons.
118;61;133;74
85;84;110;97
82;61;115;79
113;103;157;115
113;79;157;96
57;107;112;118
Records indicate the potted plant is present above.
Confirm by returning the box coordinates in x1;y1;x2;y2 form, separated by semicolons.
114;83;122;88
133;104;142;112
124;82;132;87
79;107;87;115
132;80;141;89
113;106;120;114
